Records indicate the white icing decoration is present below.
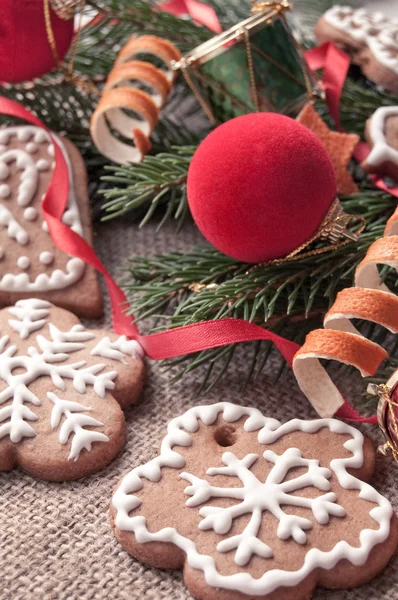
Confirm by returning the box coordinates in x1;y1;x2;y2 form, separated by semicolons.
42;220;49;233
8;299;51;339
112;403;393;597
324;6;398;75
34;130;48;144
26;142;38;154
48;392;109;461
0;184;11;199
36;159;50;172
16;129;32;143
0;126;86;292
181;449;345;566
17;256;30;270
0;203;29;245
366;106;398;168
0;149;38;207
39;251;54;265
0;299;118;445
48;144;55;157
90;335;144;363
0;163;9;180
23;207;37;221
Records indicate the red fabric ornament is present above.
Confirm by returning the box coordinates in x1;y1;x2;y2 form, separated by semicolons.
0;0;74;83
187;113;337;263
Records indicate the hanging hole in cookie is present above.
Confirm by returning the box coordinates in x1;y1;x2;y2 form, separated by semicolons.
214;424;237;447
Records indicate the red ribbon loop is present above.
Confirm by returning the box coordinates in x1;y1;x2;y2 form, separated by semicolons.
304;42;349;131
159;0;222;33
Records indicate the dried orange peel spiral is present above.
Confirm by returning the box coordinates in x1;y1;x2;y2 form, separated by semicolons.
90;88;158;163
103;61;172;108
293;205;398;417
115;35;181;83
90;35;181;164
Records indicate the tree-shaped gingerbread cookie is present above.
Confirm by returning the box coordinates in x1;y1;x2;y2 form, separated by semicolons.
0;298;145;480
112;402;398;600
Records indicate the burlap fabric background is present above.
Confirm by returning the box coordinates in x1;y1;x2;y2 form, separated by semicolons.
0;216;397;600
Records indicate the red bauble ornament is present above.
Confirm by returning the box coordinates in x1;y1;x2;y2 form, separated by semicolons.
187;113;337;263
0;0;75;83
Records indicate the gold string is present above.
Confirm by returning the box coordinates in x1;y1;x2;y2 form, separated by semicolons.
43;0;100;95
43;0;60;65
243;28;260;112
180;66;217;124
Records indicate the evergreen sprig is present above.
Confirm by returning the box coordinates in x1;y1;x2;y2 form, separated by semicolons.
101;146;195;225
121;187;396;389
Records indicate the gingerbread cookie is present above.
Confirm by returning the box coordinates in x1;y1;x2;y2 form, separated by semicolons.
315;6;398;94
112;402;398;600
0;125;102;317
0;298;145;481
362;106;398;181
296;103;359;195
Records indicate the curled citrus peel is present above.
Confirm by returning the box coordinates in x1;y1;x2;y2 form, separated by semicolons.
91;35;180;163
294;206;398;417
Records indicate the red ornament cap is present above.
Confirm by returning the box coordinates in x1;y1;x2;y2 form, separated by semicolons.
187;113;337;263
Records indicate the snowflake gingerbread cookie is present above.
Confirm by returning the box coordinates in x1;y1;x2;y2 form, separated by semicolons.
362;106;398;181
0;298;145;481
112;402;398;600
0;125;102;317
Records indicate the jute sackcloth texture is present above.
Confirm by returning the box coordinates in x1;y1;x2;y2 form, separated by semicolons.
1;217;397;600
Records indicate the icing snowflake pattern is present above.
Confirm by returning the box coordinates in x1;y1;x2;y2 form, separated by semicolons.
48;392;109;461
0;299;142;460
181;449;345;565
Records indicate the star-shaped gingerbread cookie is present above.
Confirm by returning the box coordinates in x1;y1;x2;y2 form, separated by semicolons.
297;103;359;195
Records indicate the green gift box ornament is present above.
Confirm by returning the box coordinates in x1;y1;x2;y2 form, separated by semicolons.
171;1;315;124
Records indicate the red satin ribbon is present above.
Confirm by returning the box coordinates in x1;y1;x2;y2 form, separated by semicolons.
305;42;348;132
304;42;398;199
0;97;298;368
159;0;222;33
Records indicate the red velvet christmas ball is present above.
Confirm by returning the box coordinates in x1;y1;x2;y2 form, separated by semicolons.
0;0;75;83
187;113;337;263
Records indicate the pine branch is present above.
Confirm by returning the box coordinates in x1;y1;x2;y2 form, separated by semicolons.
120;187;396;389
101;146;195;224
316;77;398;137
